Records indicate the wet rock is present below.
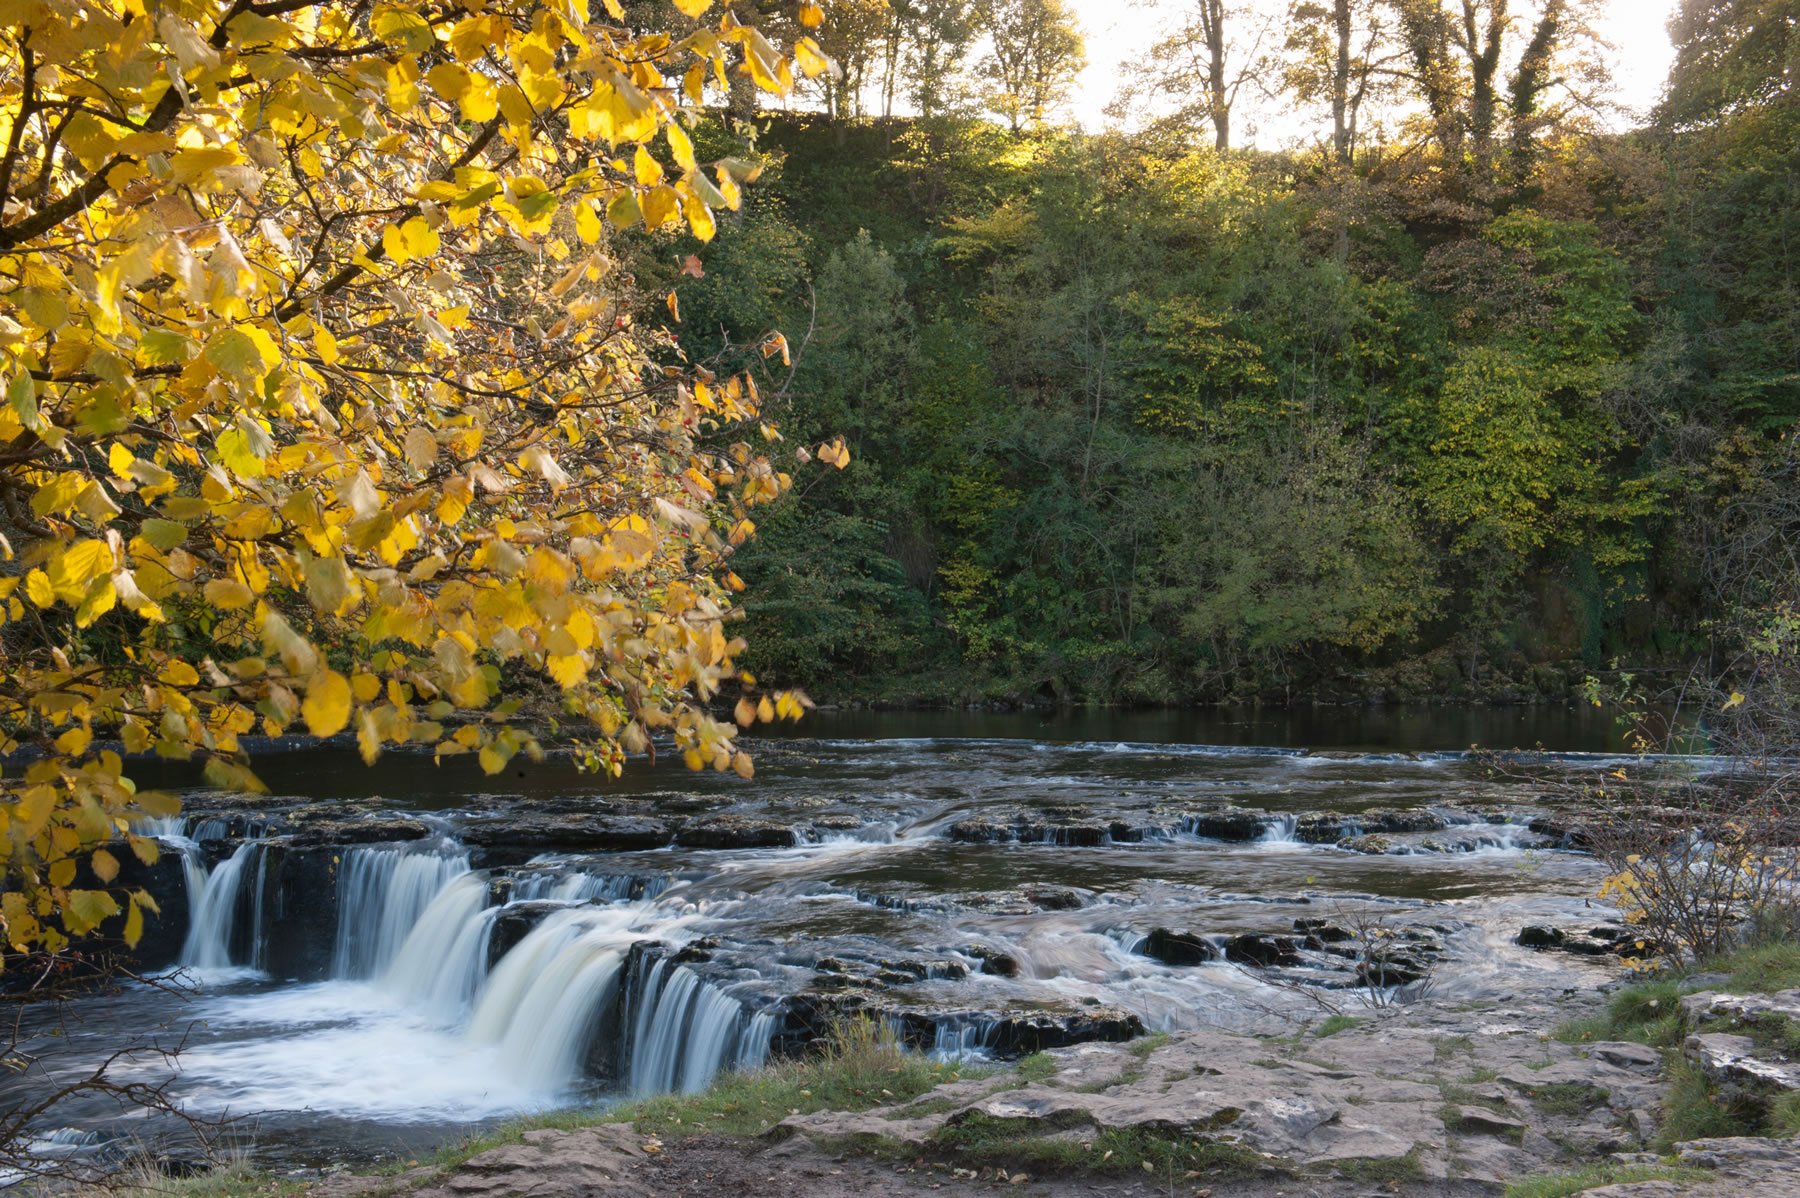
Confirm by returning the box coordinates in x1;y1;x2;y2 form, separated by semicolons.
676;816;796;850
463;813;673;857
1338;834;1396;854
1223;933;1302;968
1138;928;1218;967
257;844;341;980
1019;884;1085;910
964;946;1020;977
1515;924;1661;958
1294;917;1354;943
672;936;721;964
1181;807;1269;841
284;816;433;846
487;901;566;967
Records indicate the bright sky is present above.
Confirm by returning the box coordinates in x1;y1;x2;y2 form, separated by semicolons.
1065;0;1682;138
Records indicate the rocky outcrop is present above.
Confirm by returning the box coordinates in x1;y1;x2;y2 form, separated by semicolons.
771;1006;1674;1185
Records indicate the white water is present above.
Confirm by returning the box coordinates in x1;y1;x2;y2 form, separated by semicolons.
333;845;471;978
179;842;262;976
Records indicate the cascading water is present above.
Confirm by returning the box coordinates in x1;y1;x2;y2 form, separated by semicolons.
380;873;496;1018
332;843;471;979
625;957;771;1095
179;841;264;973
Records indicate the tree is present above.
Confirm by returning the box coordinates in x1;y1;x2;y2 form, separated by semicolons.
1663;0;1800;127
1137;0;1277;151
1387;0;1608;178
886;0;980;118
972;0;1086;132
0;0;841;960
811;0;893;118
1284;0;1405;163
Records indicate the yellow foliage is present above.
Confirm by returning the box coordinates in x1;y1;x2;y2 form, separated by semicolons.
0;1;820;961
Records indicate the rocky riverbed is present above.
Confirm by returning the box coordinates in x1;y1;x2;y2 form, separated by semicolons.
0;714;1762;1181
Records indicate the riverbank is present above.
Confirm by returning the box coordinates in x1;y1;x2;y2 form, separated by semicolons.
77;946;1800;1198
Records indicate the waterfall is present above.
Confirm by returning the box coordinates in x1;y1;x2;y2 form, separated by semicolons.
625;958;771;1095
380;873;496;1018
332;844;471;979
465;908;631;1091
1257;814;1300;846
179;842;263;972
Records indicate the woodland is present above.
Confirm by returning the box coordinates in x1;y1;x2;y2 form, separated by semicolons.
0;0;1797;964
666;0;1800;709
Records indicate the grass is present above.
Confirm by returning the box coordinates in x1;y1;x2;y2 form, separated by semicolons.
1554;979;1686;1046
926;1113;1270;1179
1522;1082;1609;1117
1653;1060;1754;1149
1432;1034;1475;1061
85;1159;316;1198
1502;1163;1709;1198
1012;1052;1058;1083
1333;1150;1426;1186
1315;1014;1361;1038
1719;940;1800;992
622;1019;975;1141
1126;1030;1171;1058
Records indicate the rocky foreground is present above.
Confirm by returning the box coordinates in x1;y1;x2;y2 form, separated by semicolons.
297;986;1800;1198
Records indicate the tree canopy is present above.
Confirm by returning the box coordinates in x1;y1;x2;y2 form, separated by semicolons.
0;0;842;960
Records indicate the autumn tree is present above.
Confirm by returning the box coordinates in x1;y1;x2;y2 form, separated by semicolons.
0;0;846;961
1284;0;1404;162
1387;0;1608;177
879;0;978;117
972;0;1085;132
1127;1;1277;151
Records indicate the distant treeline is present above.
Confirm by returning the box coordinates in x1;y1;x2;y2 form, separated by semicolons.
630;2;1798;705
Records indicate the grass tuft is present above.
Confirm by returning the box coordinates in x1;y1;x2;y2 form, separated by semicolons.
1503;1163;1708;1198
1315;1014;1360;1038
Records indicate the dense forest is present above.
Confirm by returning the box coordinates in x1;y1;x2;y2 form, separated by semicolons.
632;0;1800;707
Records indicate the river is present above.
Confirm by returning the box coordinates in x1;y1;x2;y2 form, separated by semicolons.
5;706;1685;1173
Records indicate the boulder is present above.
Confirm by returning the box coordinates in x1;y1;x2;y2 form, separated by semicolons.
676;816;796;850
1138;928;1218;967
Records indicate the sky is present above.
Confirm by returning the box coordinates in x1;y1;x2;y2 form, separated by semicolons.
1065;0;1682;139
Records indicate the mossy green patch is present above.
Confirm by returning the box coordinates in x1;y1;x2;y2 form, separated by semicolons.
1503;1162;1709;1198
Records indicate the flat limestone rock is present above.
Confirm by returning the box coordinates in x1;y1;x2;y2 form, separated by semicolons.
1685;1032;1800;1093
411;1126;654;1198
1679;989;1800;1027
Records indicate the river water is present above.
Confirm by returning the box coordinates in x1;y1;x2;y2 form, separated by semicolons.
6;707;1677;1172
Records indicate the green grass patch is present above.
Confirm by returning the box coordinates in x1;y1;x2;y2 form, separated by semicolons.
1503;1163;1709;1198
1717;940;1800;993
1771;1092;1800;1137
1126;1031;1170;1059
1012;1052;1058;1083
1653;1060;1755;1149
620;1019;975;1141
89;1160;316;1198
1333;1150;1426;1186
1524;1082;1610;1117
1315;1014;1361;1038
1432;1034;1475;1061
1554;980;1685;1046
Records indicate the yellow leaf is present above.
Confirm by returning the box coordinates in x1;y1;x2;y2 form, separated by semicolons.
90;848;119;884
203;579;256;609
302;670;354;738
672;0;712;15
